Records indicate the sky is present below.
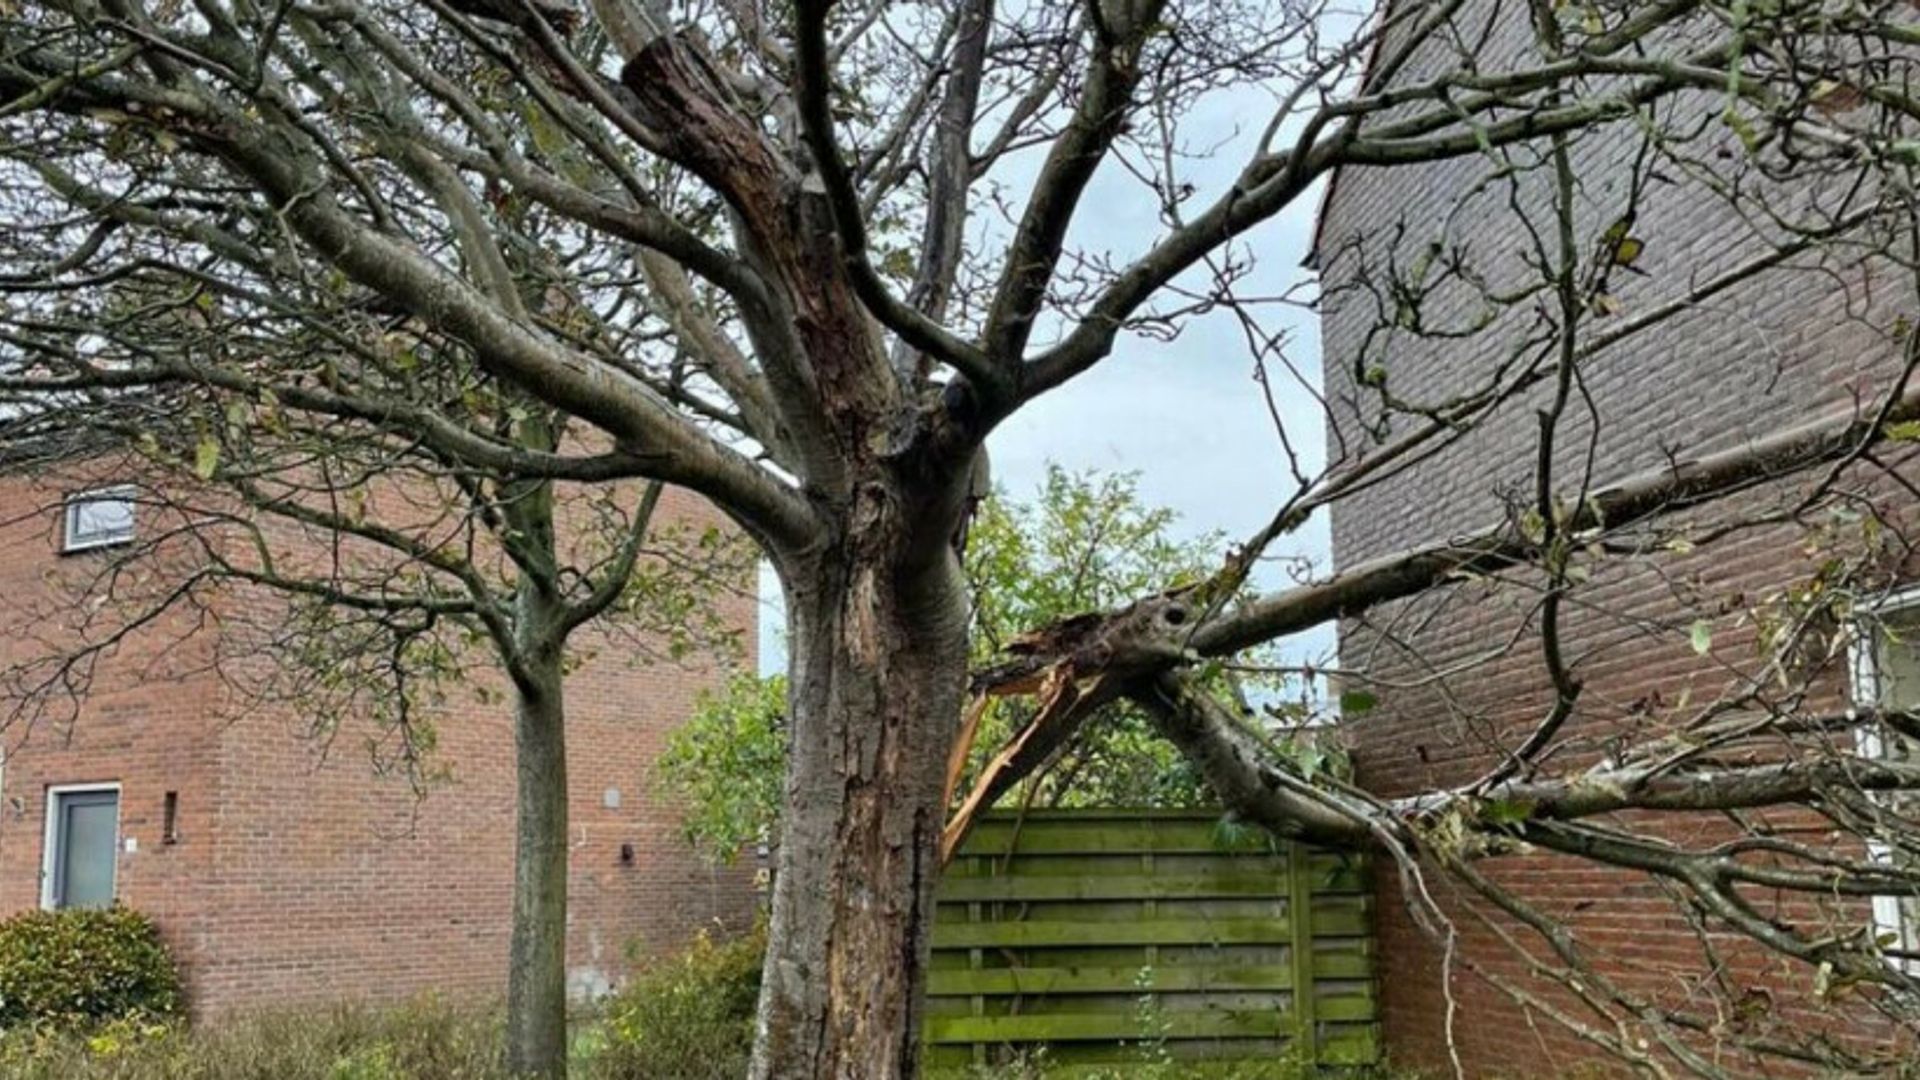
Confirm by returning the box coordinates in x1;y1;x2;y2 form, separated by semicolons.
761;78;1336;676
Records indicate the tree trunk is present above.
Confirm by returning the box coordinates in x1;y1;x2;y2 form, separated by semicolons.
507;644;569;1078
751;538;971;1079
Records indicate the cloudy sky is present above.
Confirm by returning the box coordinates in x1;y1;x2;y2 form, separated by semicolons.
762;80;1335;673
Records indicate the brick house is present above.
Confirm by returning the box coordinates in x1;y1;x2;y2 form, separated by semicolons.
1312;21;1916;1077
0;460;756;1014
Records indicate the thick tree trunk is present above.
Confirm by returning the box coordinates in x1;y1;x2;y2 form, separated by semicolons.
751;538;971;1079
507;646;569;1078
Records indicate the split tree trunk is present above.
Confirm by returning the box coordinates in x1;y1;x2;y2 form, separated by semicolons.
752;535;972;1079
615;38;983;1074
507;640;569;1078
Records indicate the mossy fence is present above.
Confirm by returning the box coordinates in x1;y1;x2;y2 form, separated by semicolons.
926;809;1378;1075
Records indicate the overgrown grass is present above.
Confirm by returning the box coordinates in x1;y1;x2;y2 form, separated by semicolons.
0;996;511;1080
0;923;766;1080
0;924;1428;1080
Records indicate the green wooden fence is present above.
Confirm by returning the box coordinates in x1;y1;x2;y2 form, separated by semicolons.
926;809;1378;1075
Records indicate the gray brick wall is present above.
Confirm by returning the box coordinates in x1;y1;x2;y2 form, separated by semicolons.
1313;7;1913;1072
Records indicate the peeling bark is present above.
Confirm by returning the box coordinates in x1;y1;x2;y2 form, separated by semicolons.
755;528;970;1080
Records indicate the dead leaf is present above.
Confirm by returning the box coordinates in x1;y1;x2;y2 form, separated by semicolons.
1811;80;1866;117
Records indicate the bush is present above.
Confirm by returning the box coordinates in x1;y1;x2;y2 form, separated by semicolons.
652;673;787;863
594;922;765;1080
0;907;181;1032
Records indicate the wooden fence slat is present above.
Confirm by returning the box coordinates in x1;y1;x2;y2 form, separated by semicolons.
937;871;1284;902
928;963;1297;997
932;916;1293;950
926;808;1379;1071
926;1009;1297;1044
930;903;1371;950
956;820;1283;856
926;999;1387;1044
1287;839;1318;1059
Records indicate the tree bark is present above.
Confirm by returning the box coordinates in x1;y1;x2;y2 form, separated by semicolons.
507;641;569;1078
752;535;971;1079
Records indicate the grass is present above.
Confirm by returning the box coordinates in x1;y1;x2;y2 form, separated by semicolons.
0;924;764;1080
0;996;512;1080
0;997;1442;1079
0;922;1423;1080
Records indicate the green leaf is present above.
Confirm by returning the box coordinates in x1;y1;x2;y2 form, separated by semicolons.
1481;797;1536;827
1722;108;1760;153
1612;237;1645;266
193;436;220;480
1689;619;1713;656
1519;508;1548;544
1339;689;1378;715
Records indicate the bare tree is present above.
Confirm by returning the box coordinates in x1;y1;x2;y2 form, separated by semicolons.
0;388;746;1077
6;0;1920;1074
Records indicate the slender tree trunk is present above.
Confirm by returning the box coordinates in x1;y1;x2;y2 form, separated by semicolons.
751;533;971;1079
507;641;569;1078
499;431;570;1078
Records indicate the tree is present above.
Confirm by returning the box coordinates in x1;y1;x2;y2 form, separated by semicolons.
0;391;745;1077
657;466;1287;860
5;0;1920;1074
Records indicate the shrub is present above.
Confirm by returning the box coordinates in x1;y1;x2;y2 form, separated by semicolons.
594;922;765;1080
0;907;181;1032
652;673;787;863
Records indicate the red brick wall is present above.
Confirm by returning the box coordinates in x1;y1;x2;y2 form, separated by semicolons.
0;463;228;978
1314;15;1912;1074
0;469;756;1014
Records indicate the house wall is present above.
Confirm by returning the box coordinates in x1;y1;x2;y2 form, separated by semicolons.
1314;15;1913;1075
0;462;229;976
0;466;757;1015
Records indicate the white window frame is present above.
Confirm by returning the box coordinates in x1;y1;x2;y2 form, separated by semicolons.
40;782;121;910
61;485;137;553
1848;586;1920;973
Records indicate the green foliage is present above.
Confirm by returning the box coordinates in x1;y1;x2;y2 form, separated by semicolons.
654;467;1250;863
0;907;181;1033
0;936;766;1080
653;467;1289;863
653;673;787;862
965;465;1221;660
595;924;766;1080
957;465;1230;809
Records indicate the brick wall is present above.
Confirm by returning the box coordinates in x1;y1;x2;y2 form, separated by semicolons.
1314;11;1913;1074
0;467;756;1014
